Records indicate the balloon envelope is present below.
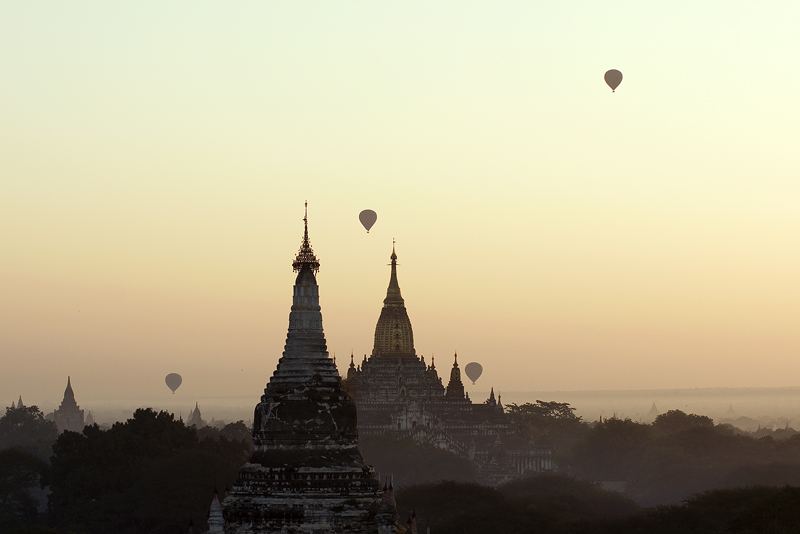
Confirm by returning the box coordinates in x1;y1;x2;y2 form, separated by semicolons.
604;69;623;92
165;373;182;394
465;362;483;385
359;210;377;233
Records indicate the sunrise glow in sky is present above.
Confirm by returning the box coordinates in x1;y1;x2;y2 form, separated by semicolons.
2;2;799;406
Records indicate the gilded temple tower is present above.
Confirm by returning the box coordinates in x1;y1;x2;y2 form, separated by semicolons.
372;244;415;357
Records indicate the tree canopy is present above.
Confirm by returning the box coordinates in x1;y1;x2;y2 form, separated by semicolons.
505;401;587;446
0;449;48;531
46;408;250;534
396;478;800;534
0;406;58;460
359;434;478;487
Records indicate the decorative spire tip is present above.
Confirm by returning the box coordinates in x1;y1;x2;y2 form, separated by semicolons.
293;203;320;273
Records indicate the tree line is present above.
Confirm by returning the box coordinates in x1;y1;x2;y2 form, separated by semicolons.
5;400;800;533
0;405;249;534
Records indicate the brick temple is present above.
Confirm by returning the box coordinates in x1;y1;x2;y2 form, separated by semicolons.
343;245;553;484
223;207;397;533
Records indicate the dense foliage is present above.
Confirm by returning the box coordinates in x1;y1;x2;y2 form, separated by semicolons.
505;401;586;441
396;475;638;534
0;406;58;460
397;476;800;534
360;434;478;486
0;449;48;532
45;409;250;534
0;406;58;532
567;410;800;505
7;399;800;531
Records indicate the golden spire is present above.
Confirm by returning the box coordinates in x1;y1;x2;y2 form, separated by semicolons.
384;240;403;305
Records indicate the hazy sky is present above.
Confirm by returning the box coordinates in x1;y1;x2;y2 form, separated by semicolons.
2;2;799;408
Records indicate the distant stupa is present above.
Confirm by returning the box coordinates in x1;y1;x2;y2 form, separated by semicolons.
647;402;660;420
187;402;205;428
53;377;85;433
725;403;736;419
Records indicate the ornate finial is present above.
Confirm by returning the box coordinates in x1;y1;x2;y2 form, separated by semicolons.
453;351;458;365
293;203;320;273
431;354;435;369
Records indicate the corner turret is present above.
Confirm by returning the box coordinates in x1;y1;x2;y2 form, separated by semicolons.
445;352;465;399
347;352;357;381
206;488;224;533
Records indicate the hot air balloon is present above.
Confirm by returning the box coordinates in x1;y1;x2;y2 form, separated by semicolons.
604;69;623;92
165;373;182;394
465;362;483;385
359;210;377;233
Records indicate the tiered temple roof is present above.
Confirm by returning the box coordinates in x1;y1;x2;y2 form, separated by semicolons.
343;245;553;484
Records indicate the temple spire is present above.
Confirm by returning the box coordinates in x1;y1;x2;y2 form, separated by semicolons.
383;240;403;305
267;205;337;389
64;376;74;399
372;241;415;357
293;201;320;274
445;352;465;399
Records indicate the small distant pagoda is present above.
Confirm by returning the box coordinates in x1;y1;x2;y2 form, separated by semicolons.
188;402;206;428
53;377;85;433
223;205;396;533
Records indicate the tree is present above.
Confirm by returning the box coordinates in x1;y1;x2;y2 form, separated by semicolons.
499;473;639;520
0;406;58;460
359;434;478;487
196;420;252;449
568;417;652;482
505;401;586;442
46;408;250;534
652;410;714;435
396;476;640;534
220;421;251;444
0;449;47;531
396;481;504;533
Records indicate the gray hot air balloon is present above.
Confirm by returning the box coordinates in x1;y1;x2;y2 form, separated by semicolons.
165;373;182;394
465;362;483;385
604;69;623;92
359;210;377;233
